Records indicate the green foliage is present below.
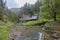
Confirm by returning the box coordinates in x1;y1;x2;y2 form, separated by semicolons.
0;0;6;21
21;17;53;26
18;0;41;18
8;11;17;22
22;21;37;26
40;0;60;21
0;25;8;40
0;21;14;40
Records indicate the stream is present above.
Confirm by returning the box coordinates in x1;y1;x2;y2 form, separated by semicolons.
38;32;43;40
8;26;43;40
14;32;43;40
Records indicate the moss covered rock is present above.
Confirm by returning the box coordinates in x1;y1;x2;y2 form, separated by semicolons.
42;21;60;40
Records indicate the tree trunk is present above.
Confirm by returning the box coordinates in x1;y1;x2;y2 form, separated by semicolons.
53;12;57;21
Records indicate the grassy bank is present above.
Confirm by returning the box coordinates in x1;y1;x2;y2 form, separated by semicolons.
0;21;14;40
21;18;53;26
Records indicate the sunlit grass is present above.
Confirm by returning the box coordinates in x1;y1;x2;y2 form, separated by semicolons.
21;18;54;26
0;21;14;40
0;25;8;40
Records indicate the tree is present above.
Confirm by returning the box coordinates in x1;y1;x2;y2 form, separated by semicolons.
0;0;4;20
0;0;7;21
39;0;60;40
18;1;41;19
8;10;17;22
40;0;60;21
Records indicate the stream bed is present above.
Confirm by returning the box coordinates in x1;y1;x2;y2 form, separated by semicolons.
8;26;42;40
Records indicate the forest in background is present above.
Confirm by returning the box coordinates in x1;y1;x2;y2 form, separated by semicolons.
0;0;60;23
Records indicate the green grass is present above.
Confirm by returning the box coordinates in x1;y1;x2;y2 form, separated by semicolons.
0;25;9;40
0;21;14;40
22;21;37;26
21;18;54;26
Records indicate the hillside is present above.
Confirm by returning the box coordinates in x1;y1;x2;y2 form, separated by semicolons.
9;8;20;14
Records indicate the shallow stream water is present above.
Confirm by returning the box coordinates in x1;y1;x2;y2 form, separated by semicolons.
8;26;42;40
